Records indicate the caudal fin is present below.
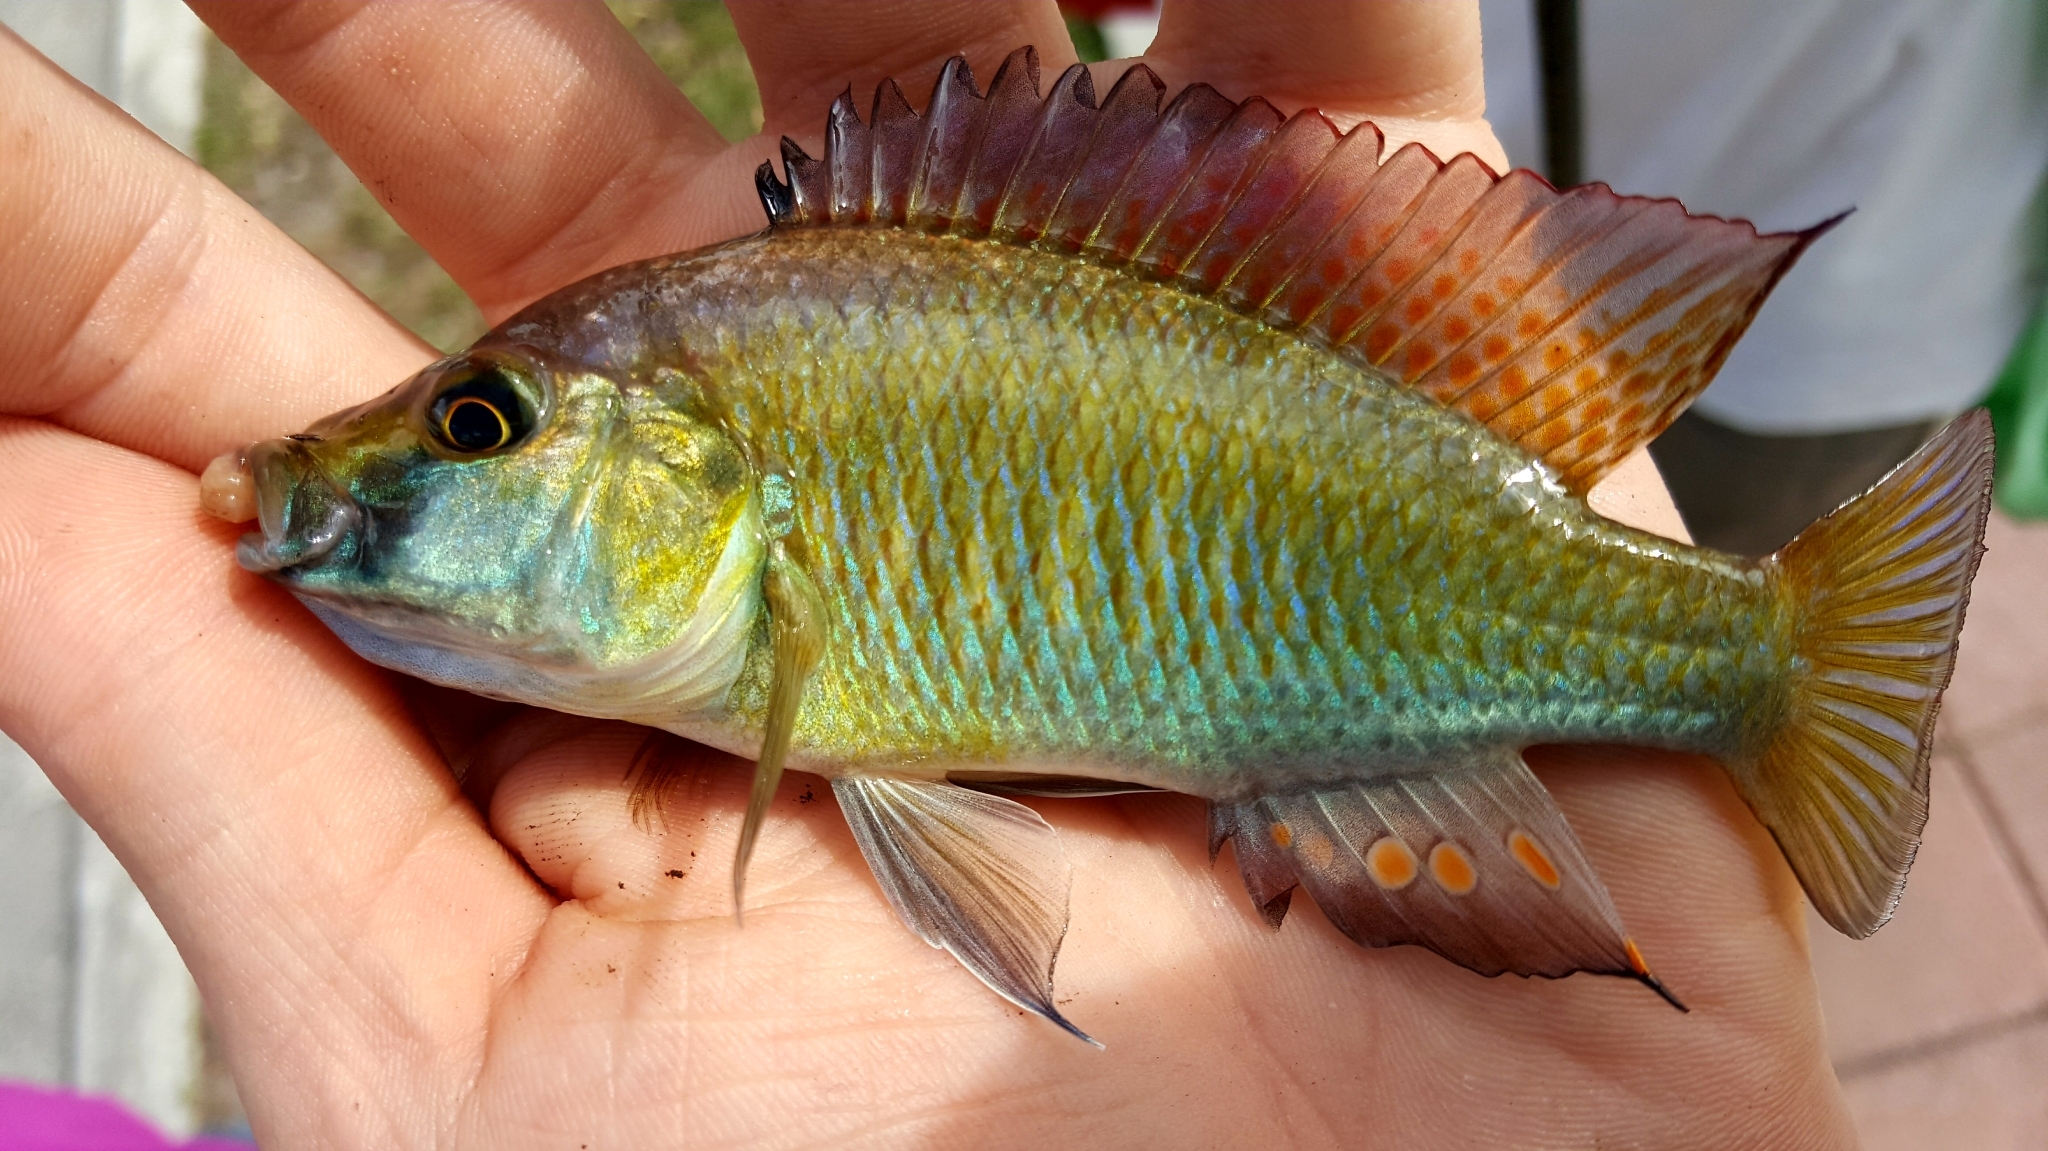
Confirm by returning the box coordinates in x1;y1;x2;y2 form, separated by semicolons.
1739;411;1995;937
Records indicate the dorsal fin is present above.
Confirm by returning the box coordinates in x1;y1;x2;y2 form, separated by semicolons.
755;47;1828;493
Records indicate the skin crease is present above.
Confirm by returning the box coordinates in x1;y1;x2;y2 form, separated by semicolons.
0;2;1859;1147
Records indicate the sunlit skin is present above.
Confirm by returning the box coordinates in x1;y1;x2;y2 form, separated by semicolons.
0;4;1857;1149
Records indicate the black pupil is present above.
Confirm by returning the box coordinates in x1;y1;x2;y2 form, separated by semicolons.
432;367;530;453
444;400;504;450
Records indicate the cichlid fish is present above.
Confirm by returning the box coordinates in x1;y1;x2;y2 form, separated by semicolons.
202;49;1993;1043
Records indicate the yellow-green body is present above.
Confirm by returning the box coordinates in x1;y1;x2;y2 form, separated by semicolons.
496;227;1797;797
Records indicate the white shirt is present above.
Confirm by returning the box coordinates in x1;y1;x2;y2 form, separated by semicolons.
1481;0;2048;433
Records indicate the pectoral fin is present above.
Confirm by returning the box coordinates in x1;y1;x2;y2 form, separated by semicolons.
833;776;1097;1045
733;543;826;920
1211;750;1683;1009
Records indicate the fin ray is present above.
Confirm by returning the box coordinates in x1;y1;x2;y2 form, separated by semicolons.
1181;110;1341;295
1223;120;1385;316
1045;64;1166;251
991;62;1098;244
1084;82;1238;263
835;776;1096;1044
906;56;985;230
956;47;1043;233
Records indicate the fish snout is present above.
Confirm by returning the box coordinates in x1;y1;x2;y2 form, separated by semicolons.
232;439;363;575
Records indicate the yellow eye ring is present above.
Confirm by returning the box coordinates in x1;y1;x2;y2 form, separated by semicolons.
424;358;539;455
439;395;512;452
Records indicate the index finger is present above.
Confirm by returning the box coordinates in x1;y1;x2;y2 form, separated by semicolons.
0;29;428;470
194;0;748;323
1144;0;1509;171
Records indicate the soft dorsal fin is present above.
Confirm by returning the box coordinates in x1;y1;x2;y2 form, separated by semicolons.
757;47;1831;493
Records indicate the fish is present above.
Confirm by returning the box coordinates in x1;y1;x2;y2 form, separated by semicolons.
201;48;1994;1044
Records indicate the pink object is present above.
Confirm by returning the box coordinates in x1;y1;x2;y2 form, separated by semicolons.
0;1082;250;1150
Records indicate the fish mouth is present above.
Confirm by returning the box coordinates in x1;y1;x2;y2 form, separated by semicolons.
235;439;364;575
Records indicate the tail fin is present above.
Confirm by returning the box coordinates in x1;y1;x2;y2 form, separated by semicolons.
1737;410;1994;937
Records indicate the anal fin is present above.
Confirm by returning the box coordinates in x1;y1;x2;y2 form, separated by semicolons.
1211;750;1682;1009
1209;801;1295;927
834;777;1098;1044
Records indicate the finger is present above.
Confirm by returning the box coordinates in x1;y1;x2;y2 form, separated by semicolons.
724;0;1076;138
1153;0;1487;117
1142;0;1508;171
0;419;549;1140
195;0;753;322
0;29;428;470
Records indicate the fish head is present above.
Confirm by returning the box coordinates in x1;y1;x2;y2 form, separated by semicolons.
212;345;766;719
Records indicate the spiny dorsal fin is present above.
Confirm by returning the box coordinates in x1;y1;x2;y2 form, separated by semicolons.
754;47;1829;493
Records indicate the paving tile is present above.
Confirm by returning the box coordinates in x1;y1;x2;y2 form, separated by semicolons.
1806;755;2048;1065
1942;513;2048;743
1838;1015;2048;1151
1955;717;2048;916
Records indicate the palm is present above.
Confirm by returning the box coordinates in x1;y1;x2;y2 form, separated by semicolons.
0;3;1853;1147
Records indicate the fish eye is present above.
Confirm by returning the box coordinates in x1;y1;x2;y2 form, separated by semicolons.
426;360;538;455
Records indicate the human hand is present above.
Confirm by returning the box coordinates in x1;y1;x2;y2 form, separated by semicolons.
0;2;1854;1147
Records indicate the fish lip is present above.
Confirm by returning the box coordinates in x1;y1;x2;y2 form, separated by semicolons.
235;439;363;576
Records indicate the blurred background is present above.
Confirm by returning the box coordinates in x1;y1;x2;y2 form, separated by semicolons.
1;1;2044;1147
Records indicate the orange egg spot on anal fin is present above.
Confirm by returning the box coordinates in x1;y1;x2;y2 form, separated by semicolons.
1269;821;1293;848
1508;829;1561;888
1365;838;1418;890
1428;842;1477;894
